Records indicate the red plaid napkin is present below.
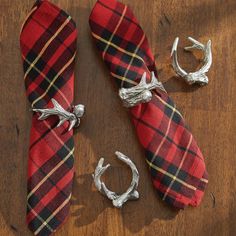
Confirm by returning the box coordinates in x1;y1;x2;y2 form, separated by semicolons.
89;0;208;209
20;0;77;234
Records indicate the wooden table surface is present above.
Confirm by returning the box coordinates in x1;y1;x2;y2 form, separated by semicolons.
0;0;236;235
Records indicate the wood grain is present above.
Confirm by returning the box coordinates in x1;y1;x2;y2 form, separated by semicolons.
0;0;236;235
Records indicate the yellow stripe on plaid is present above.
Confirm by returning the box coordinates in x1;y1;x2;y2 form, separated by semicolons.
92;32;145;63
24;16;71;80
102;5;127;59
110;72;137;85
20;6;38;34
28;147;74;199
31;53;76;107
150;106;176;165
154;94;183;119
28;119;74;199
27;203;54;234
121;34;146;87
34;194;72;235
146;159;197;191
23;56;71;107
200;178;208;183
163;134;193;200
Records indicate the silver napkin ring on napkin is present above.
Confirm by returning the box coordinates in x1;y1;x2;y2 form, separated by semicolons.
119;71;166;108
171;37;212;86
32;98;85;131
93;151;139;208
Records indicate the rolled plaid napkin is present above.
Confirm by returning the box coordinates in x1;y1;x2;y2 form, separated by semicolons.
20;0;82;234
89;0;208;209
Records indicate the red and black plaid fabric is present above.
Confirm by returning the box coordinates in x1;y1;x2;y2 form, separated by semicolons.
89;0;208;209
20;0;77;234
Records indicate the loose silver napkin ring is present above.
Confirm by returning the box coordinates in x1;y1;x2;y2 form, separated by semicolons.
33;98;85;131
119;71;166;108
93;151;139;208
171;37;212;85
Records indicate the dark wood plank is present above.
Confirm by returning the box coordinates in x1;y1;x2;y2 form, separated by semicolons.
0;0;235;235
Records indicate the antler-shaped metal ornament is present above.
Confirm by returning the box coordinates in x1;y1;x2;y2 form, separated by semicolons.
93;151;139;208
171;37;212;85
32;99;85;131
119;71;166;107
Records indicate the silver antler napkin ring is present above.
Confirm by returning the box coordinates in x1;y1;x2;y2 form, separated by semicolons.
171;37;212;85
33;98;85;131
119;71;166;108
93;151;139;208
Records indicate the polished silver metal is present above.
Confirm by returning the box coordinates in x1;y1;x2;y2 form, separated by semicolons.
119;71;166;107
33;98;85;131
171;37;212;85
93;151;139;208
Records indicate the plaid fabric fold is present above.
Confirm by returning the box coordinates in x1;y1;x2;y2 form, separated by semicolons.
20;0;77;234
89;0;208;209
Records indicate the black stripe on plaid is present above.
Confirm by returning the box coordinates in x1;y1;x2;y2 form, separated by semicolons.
146;149;201;198
29;119;58;150
28;181;71;236
27;54;75;108
28;136;74;190
132;113;199;159
97;0;141;27
28;137;74;208
24;20;76;92
97;26;146;68
25;10;75;57
91;22;151;88
30;153;73;201
23;11;69;70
